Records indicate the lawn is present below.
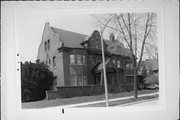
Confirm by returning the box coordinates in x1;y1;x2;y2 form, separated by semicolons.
22;90;158;109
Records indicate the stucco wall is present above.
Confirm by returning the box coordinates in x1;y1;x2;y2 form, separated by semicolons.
37;23;64;86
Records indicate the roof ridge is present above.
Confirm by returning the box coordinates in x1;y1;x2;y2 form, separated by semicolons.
51;27;89;37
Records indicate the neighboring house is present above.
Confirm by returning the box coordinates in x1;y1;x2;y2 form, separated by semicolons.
37;22;134;88
143;59;158;75
142;59;159;85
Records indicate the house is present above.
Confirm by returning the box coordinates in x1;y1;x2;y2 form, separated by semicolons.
142;59;159;85
37;22;134;90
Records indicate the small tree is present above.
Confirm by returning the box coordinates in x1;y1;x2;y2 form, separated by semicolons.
21;61;55;102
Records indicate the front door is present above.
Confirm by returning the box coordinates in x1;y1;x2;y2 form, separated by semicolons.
107;73;116;85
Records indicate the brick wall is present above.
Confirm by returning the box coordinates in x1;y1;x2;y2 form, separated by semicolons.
46;84;133;100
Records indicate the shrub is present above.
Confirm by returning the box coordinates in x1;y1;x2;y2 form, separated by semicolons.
144;72;159;85
21;61;55;102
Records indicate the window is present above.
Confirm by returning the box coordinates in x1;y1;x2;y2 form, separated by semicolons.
44;42;47;52
95;44;99;49
70;75;77;86
77;76;83;86
53;56;56;67
82;55;86;65
70;55;75;64
46;54;49;59
117;60;121;68
83;76;88;85
126;62;133;69
47;39;50;50
70;75;88;86
44;40;50;52
93;56;96;64
49;59;51;65
45;61;48;66
113;60;116;65
126;76;133;84
77;55;82;65
91;42;95;48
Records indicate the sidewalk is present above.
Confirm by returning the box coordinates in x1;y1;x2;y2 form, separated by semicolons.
60;92;158;107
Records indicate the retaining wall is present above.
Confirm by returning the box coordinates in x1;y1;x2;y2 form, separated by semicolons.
46;84;133;100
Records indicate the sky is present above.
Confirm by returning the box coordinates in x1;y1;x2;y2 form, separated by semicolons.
16;10;103;62
16;10;157;62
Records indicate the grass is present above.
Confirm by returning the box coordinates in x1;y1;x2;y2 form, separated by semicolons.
22;90;158;109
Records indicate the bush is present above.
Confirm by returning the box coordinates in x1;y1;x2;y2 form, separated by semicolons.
144;72;159;85
21;61;55;102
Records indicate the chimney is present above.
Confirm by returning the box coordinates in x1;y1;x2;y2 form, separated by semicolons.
109;33;115;41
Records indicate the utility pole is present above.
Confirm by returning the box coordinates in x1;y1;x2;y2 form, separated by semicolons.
100;26;109;107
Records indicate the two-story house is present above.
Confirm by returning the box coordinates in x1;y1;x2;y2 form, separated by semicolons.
37;22;134;89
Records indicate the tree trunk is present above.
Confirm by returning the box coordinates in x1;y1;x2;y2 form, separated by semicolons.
133;55;138;99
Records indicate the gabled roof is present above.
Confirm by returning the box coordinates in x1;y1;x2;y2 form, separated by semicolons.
51;26;131;57
51;27;87;48
92;59;118;73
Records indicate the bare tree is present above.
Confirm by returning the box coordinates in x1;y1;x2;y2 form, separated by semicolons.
93;12;157;98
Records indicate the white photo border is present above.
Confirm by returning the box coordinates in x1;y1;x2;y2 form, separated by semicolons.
1;1;179;120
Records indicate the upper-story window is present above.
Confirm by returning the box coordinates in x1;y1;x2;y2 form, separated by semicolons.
70;55;75;64
70;54;87;65
82;55;86;65
126;62;133;69
117;60;121;68
44;42;47;52
47;39;50;50
113;60;116;65
92;56;96;65
77;55;82;65
44;39;50;52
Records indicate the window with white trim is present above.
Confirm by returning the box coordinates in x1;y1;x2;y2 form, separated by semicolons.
117;60;121;68
70;55;75;64
70;75;77;86
77;76;83;86
77;55;82;65
82;55;86;65
83;76;88;85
